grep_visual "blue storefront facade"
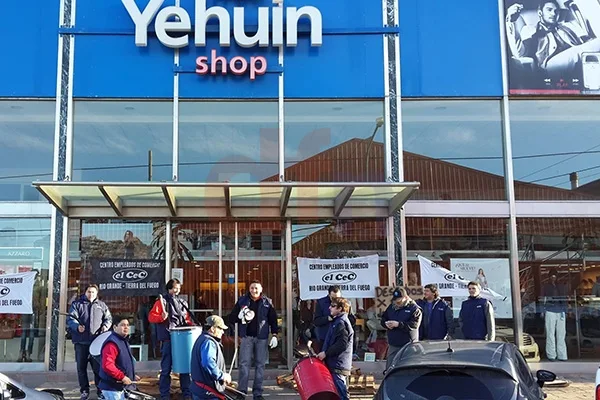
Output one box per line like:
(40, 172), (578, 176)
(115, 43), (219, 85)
(2, 0), (600, 372)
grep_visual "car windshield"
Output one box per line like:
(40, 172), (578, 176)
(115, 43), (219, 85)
(384, 367), (517, 400)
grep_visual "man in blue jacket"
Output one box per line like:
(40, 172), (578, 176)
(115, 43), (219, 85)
(228, 280), (279, 400)
(190, 316), (232, 400)
(459, 281), (495, 341)
(98, 316), (141, 400)
(317, 297), (354, 400)
(313, 285), (342, 347)
(157, 279), (194, 400)
(68, 284), (112, 400)
(381, 287), (422, 370)
(416, 284), (454, 340)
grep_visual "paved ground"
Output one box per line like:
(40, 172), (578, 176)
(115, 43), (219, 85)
(543, 375), (593, 400)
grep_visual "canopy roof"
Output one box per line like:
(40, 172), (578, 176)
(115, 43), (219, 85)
(32, 181), (419, 219)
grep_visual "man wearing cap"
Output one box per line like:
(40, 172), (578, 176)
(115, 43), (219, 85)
(541, 270), (568, 361)
(381, 287), (422, 370)
(190, 316), (232, 400)
(313, 285), (342, 350)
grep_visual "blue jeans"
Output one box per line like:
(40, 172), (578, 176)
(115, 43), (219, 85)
(75, 343), (101, 395)
(159, 341), (191, 399)
(332, 373), (349, 400)
(20, 314), (35, 355)
(101, 391), (125, 400)
(238, 336), (268, 398)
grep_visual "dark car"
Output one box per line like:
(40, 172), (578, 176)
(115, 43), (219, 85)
(374, 340), (556, 400)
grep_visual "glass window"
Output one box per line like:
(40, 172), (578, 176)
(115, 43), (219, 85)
(0, 101), (54, 201)
(72, 101), (173, 182)
(292, 219), (388, 361)
(406, 217), (514, 343)
(511, 100), (600, 200)
(179, 102), (278, 182)
(403, 100), (506, 200)
(284, 101), (385, 182)
(518, 217), (600, 361)
(0, 218), (51, 363)
(65, 220), (166, 362)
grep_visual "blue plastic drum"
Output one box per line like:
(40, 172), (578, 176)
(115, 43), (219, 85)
(170, 326), (202, 374)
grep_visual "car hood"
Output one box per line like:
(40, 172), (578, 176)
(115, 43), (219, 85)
(0, 373), (57, 400)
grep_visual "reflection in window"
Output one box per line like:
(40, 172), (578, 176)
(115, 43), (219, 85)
(402, 100), (505, 200)
(284, 101), (385, 182)
(0, 218), (51, 363)
(518, 218), (600, 360)
(179, 102), (278, 182)
(0, 101), (55, 201)
(511, 100), (600, 200)
(72, 101), (173, 182)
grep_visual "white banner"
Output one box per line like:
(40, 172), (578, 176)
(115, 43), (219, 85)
(0, 271), (36, 314)
(418, 255), (508, 316)
(451, 258), (513, 318)
(297, 255), (380, 300)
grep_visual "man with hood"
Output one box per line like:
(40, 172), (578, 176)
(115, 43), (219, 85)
(228, 280), (279, 400)
(68, 284), (112, 400)
(190, 316), (232, 400)
(416, 284), (454, 340)
(381, 287), (422, 370)
(459, 281), (495, 341)
(98, 316), (141, 400)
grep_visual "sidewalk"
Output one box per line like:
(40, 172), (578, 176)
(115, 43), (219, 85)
(6, 371), (595, 399)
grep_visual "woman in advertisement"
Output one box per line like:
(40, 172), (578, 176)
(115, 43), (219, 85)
(475, 268), (489, 290)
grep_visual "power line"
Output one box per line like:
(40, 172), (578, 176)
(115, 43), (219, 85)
(517, 142), (600, 181)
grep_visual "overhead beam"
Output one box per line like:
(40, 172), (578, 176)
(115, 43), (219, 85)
(35, 187), (69, 216)
(162, 186), (177, 217)
(280, 187), (292, 217)
(334, 187), (354, 217)
(224, 186), (231, 217)
(98, 186), (123, 217)
(388, 188), (414, 215)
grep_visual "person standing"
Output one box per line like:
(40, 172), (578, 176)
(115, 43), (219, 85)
(228, 280), (279, 400)
(98, 316), (141, 400)
(67, 284), (112, 400)
(416, 284), (454, 340)
(542, 270), (568, 361)
(152, 279), (194, 400)
(313, 285), (342, 349)
(459, 281), (495, 341)
(190, 316), (232, 400)
(381, 287), (422, 370)
(316, 297), (354, 400)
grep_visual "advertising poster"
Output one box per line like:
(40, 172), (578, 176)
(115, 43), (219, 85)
(451, 258), (513, 318)
(90, 258), (165, 296)
(505, 0), (600, 94)
(0, 271), (36, 314)
(297, 255), (380, 300)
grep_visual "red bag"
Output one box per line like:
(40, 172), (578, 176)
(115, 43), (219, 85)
(148, 297), (167, 324)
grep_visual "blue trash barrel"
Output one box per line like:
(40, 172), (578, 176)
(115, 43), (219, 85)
(171, 326), (202, 374)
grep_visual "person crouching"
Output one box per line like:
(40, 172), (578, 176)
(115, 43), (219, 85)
(98, 316), (140, 400)
(317, 297), (354, 400)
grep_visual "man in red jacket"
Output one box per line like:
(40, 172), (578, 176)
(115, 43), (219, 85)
(99, 316), (140, 400)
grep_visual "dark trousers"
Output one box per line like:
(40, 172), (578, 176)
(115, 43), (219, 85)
(159, 341), (191, 399)
(332, 373), (349, 400)
(75, 343), (101, 395)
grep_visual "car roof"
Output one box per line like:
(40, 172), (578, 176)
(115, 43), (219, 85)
(389, 340), (516, 377)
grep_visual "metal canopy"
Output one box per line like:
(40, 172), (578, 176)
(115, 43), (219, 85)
(32, 181), (420, 219)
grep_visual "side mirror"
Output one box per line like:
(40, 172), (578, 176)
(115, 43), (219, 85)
(536, 369), (556, 387)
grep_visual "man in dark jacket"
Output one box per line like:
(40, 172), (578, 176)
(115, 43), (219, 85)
(317, 297), (354, 400)
(98, 316), (140, 400)
(190, 316), (232, 400)
(459, 281), (495, 341)
(67, 284), (112, 400)
(228, 280), (279, 400)
(157, 279), (194, 400)
(313, 285), (342, 346)
(416, 284), (454, 340)
(381, 287), (422, 370)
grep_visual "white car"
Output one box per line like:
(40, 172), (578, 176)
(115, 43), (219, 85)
(0, 373), (63, 400)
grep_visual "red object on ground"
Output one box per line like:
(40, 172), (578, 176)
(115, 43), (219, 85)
(293, 357), (340, 400)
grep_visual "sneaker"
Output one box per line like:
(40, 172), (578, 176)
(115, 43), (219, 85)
(80, 392), (89, 400)
(98, 393), (105, 400)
